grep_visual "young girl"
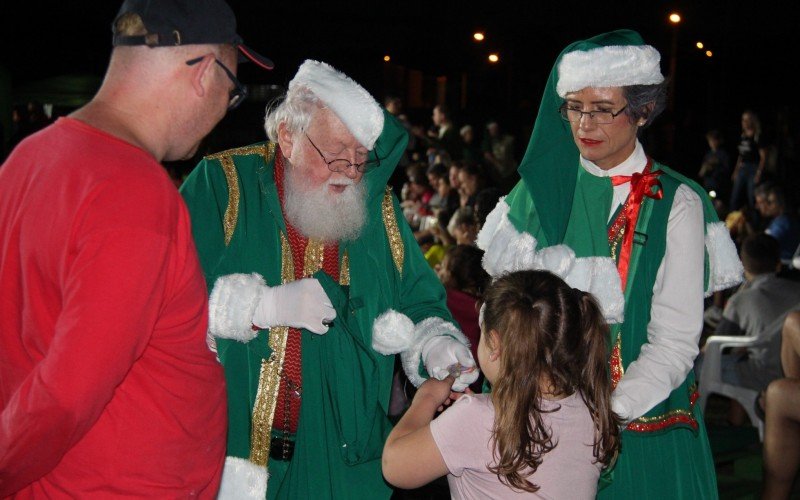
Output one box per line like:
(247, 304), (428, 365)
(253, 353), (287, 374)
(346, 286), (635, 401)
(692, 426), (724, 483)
(382, 270), (620, 498)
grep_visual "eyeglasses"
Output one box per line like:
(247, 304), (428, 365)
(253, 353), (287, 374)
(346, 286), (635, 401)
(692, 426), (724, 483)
(558, 103), (628, 125)
(305, 134), (381, 173)
(186, 56), (248, 110)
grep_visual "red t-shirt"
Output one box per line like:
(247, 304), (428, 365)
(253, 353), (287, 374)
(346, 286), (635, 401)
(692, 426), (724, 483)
(0, 118), (227, 497)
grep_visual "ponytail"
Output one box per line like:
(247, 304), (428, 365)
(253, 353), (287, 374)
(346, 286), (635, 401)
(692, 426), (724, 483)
(576, 293), (621, 468)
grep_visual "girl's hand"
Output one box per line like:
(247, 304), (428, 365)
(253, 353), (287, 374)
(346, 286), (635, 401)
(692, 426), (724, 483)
(415, 376), (455, 412)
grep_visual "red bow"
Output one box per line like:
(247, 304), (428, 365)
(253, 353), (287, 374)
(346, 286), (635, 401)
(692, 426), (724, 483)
(609, 162), (663, 289)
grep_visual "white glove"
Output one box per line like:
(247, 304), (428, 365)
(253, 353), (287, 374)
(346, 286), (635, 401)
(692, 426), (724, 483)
(252, 278), (336, 334)
(422, 335), (480, 392)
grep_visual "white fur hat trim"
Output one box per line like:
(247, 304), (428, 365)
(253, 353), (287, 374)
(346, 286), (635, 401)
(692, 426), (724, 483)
(289, 59), (384, 149)
(556, 45), (664, 97)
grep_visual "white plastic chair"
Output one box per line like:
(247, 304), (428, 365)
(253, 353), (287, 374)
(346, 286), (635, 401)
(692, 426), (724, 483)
(697, 335), (764, 441)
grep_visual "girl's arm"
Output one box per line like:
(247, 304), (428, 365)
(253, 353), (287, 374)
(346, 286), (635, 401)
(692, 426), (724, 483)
(382, 377), (453, 489)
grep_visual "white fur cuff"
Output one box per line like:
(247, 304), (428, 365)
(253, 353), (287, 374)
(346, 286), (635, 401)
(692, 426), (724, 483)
(476, 198), (539, 277)
(705, 221), (744, 296)
(400, 317), (470, 387)
(556, 45), (664, 97)
(372, 309), (415, 354)
(217, 456), (268, 500)
(208, 273), (266, 343)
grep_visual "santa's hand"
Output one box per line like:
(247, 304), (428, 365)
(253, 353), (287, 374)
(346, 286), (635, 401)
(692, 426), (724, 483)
(422, 335), (479, 392)
(252, 278), (336, 334)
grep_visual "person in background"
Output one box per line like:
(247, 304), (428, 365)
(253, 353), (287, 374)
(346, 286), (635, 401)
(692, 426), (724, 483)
(414, 104), (464, 164)
(180, 59), (478, 499)
(482, 120), (518, 192)
(730, 109), (768, 213)
(459, 124), (482, 164)
(426, 162), (459, 214)
(382, 270), (621, 499)
(0, 0), (273, 496)
(695, 233), (800, 424)
(761, 183), (800, 266)
(762, 311), (800, 499)
(448, 206), (479, 246)
(698, 129), (731, 205)
(477, 29), (742, 498)
(456, 161), (484, 209)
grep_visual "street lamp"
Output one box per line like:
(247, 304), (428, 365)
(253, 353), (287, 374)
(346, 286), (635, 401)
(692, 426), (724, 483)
(488, 53), (499, 63)
(473, 32), (485, 42)
(668, 12), (681, 112)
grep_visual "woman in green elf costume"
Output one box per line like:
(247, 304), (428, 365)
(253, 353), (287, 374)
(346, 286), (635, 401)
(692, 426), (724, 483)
(477, 30), (743, 498)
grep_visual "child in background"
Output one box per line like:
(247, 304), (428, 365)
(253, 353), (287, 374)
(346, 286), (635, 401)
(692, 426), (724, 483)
(437, 244), (489, 392)
(382, 270), (621, 498)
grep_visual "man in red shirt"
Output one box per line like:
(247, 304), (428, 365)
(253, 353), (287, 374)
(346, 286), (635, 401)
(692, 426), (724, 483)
(0, 0), (272, 497)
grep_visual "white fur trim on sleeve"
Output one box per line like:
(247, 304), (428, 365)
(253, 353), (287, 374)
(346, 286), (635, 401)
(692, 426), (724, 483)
(564, 256), (625, 324)
(372, 309), (415, 355)
(476, 198), (539, 277)
(217, 456), (268, 500)
(400, 317), (470, 388)
(556, 45), (664, 97)
(289, 60), (384, 149)
(478, 203), (625, 323)
(705, 221), (744, 296)
(208, 273), (265, 343)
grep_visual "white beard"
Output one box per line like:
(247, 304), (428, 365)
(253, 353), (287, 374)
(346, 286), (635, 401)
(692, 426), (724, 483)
(284, 162), (367, 242)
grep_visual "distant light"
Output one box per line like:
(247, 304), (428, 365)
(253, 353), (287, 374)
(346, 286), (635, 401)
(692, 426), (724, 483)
(669, 12), (681, 24)
(473, 32), (485, 42)
(696, 41), (704, 49)
(383, 55), (391, 62)
(705, 50), (713, 57)
(488, 53), (499, 63)
(709, 190), (717, 199)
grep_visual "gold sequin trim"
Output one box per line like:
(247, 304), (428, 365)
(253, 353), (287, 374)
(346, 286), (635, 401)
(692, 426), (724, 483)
(609, 225), (625, 262)
(204, 143), (274, 161)
(205, 143), (276, 246)
(633, 407), (695, 423)
(217, 156), (240, 246)
(304, 239), (325, 277)
(382, 187), (404, 276)
(609, 331), (624, 389)
(340, 250), (350, 286)
(249, 232), (294, 465)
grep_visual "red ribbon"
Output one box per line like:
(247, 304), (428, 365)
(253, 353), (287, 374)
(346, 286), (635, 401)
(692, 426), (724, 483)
(609, 161), (663, 289)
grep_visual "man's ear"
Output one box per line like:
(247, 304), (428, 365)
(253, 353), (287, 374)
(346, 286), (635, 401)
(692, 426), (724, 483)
(277, 122), (295, 159)
(189, 54), (216, 98)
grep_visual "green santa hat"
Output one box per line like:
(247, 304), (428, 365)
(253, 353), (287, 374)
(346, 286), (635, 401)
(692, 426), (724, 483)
(477, 29), (742, 323)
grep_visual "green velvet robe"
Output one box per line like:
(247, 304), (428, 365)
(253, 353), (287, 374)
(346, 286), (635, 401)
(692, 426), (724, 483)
(180, 112), (454, 499)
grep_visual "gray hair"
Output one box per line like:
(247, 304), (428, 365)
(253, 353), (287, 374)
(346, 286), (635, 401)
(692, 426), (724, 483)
(264, 85), (322, 142)
(622, 80), (668, 129)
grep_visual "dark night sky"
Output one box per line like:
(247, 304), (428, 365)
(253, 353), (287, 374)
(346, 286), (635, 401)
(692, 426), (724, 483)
(1, 0), (794, 169)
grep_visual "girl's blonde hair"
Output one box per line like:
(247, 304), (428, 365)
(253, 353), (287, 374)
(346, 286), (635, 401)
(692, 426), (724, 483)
(482, 270), (621, 492)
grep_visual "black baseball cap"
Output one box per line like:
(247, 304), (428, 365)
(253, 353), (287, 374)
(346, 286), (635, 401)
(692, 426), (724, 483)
(112, 0), (274, 70)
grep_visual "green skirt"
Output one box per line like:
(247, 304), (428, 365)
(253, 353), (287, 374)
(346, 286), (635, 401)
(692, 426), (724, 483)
(598, 407), (718, 499)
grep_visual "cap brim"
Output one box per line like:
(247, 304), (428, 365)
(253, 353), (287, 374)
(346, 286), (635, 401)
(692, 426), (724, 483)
(238, 44), (274, 70)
